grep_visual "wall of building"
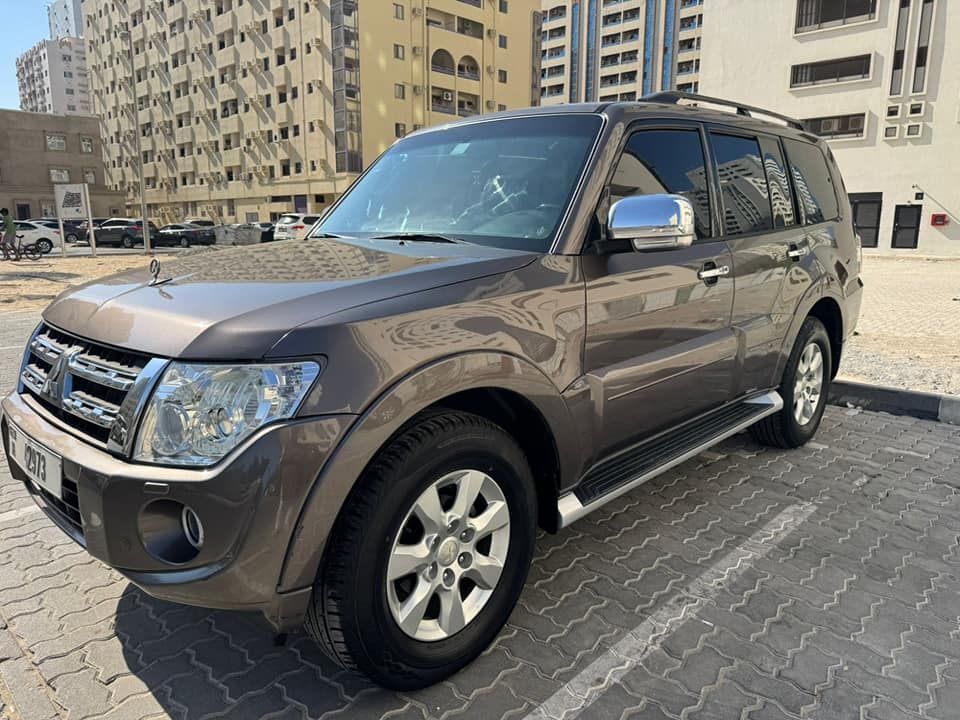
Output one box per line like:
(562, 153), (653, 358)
(0, 109), (124, 219)
(81, 0), (541, 225)
(16, 38), (92, 116)
(699, 0), (959, 256)
(49, 0), (84, 40)
(539, 0), (704, 104)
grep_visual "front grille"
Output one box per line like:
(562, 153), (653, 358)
(20, 324), (151, 446)
(31, 476), (85, 543)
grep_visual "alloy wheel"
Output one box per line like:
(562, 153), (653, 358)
(794, 342), (824, 426)
(386, 469), (511, 642)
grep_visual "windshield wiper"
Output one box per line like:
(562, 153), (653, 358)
(372, 232), (467, 244)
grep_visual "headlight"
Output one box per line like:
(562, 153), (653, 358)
(134, 361), (320, 466)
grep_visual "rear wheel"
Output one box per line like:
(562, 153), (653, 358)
(750, 316), (832, 448)
(36, 238), (53, 254)
(121, 234), (134, 249)
(179, 236), (190, 248)
(20, 244), (41, 261)
(65, 232), (79, 243)
(305, 410), (536, 690)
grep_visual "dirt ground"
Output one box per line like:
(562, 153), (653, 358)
(0, 255), (150, 312)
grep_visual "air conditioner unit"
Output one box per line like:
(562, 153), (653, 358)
(242, 22), (258, 33)
(486, 99), (496, 109)
(412, 46), (423, 56)
(412, 84), (424, 95)
(820, 118), (838, 133)
(412, 6), (423, 16)
(486, 65), (495, 75)
(442, 90), (454, 102)
(487, 28), (497, 38)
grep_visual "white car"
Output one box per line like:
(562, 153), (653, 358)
(273, 213), (322, 241)
(14, 221), (62, 254)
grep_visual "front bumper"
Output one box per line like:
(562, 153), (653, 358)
(1, 391), (352, 631)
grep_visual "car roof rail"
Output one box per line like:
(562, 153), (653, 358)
(641, 91), (806, 131)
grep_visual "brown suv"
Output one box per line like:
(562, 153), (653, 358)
(1, 94), (862, 690)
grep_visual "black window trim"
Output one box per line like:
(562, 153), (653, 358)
(706, 128), (782, 239)
(593, 119), (723, 249)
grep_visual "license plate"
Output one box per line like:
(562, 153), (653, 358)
(8, 423), (63, 499)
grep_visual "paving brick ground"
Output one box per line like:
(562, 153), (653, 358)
(3, 313), (960, 719)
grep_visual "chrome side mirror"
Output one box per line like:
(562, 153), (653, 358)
(607, 194), (696, 251)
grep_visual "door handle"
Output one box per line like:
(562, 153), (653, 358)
(787, 245), (809, 260)
(698, 265), (730, 281)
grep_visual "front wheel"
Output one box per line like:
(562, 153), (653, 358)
(36, 238), (53, 254)
(65, 233), (79, 243)
(751, 316), (832, 448)
(305, 411), (536, 690)
(179, 236), (190, 248)
(121, 234), (134, 249)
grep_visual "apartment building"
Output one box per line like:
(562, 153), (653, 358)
(700, 0), (958, 256)
(16, 38), (92, 116)
(81, 0), (542, 225)
(49, 0), (85, 40)
(0, 109), (124, 220)
(539, 0), (704, 104)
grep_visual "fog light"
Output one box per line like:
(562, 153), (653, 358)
(181, 506), (204, 549)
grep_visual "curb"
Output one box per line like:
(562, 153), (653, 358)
(829, 380), (960, 425)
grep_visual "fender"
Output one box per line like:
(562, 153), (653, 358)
(277, 351), (581, 592)
(772, 275), (845, 383)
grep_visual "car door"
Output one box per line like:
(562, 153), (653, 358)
(15, 222), (37, 244)
(98, 221), (120, 245)
(580, 124), (737, 462)
(707, 129), (801, 396)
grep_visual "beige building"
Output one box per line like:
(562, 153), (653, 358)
(80, 0), (542, 225)
(16, 38), (92, 116)
(539, 0), (703, 104)
(700, 0), (959, 256)
(0, 109), (124, 220)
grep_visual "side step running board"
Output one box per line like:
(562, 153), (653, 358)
(556, 391), (783, 528)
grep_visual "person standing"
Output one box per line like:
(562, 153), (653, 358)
(0, 208), (18, 261)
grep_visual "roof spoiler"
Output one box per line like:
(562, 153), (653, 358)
(641, 91), (806, 131)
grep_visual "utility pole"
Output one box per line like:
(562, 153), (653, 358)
(120, 23), (152, 254)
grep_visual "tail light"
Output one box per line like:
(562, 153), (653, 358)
(292, 225), (305, 230)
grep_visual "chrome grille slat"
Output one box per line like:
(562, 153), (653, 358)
(18, 324), (153, 445)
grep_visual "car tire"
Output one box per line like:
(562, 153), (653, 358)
(65, 233), (79, 244)
(305, 410), (537, 690)
(179, 236), (190, 248)
(36, 239), (53, 254)
(750, 316), (832, 449)
(121, 234), (134, 249)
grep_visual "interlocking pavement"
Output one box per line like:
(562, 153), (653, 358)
(2, 314), (960, 719)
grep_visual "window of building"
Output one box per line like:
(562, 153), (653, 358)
(281, 162), (291, 176)
(498, 69), (508, 83)
(293, 124), (300, 136)
(498, 104), (507, 111)
(395, 123), (406, 137)
(803, 112), (866, 139)
(49, 168), (70, 183)
(394, 3), (404, 18)
(499, 0), (508, 11)
(912, 0), (934, 93)
(610, 129), (712, 240)
(46, 133), (66, 151)
(80, 137), (94, 153)
(848, 192), (881, 248)
(889, 0), (911, 95)
(709, 133), (773, 236)
(295, 162), (302, 174)
(394, 44), (404, 59)
(790, 54), (871, 87)
(794, 0), (877, 33)
(782, 138), (839, 224)
(395, 83), (406, 99)
(499, 34), (508, 48)
(83, 168), (96, 184)
(759, 137), (796, 228)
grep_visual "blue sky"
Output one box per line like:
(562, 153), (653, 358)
(0, 4), (49, 110)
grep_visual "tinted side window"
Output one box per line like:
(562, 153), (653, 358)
(782, 138), (839, 225)
(759, 137), (796, 228)
(610, 129), (712, 240)
(709, 133), (773, 236)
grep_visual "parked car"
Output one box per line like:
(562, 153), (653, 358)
(26, 219), (84, 243)
(255, 222), (275, 243)
(273, 213), (321, 241)
(90, 218), (160, 248)
(183, 218), (216, 227)
(2, 95), (862, 691)
(155, 223), (217, 248)
(12, 221), (61, 254)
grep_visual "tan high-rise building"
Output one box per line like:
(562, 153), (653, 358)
(539, 0), (703, 104)
(80, 0), (542, 225)
(16, 38), (92, 116)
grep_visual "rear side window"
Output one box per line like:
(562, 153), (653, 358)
(709, 133), (773, 236)
(610, 129), (712, 240)
(782, 138), (839, 225)
(278, 215), (299, 224)
(759, 137), (796, 228)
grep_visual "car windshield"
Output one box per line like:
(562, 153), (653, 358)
(315, 115), (603, 252)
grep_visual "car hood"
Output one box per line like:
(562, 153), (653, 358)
(43, 238), (537, 359)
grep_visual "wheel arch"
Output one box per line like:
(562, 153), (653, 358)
(807, 296), (843, 379)
(774, 280), (846, 383)
(278, 352), (580, 593)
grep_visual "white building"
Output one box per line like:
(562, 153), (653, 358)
(699, 0), (959, 256)
(539, 0), (704, 104)
(49, 0), (84, 40)
(15, 38), (92, 116)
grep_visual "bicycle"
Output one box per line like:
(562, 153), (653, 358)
(1, 235), (42, 262)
